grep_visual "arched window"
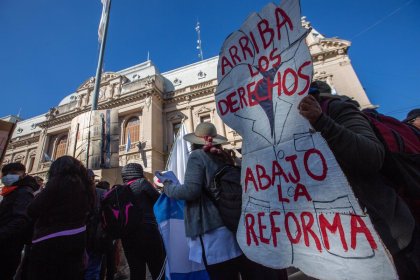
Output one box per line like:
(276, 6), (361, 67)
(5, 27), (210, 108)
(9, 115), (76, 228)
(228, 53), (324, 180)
(54, 135), (68, 159)
(125, 117), (140, 144)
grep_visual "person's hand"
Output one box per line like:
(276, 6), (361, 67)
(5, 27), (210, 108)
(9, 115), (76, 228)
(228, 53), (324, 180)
(154, 171), (179, 185)
(298, 95), (322, 125)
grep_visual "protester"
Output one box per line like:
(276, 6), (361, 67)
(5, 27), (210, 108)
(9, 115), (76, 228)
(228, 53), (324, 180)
(85, 171), (108, 280)
(26, 156), (94, 280)
(96, 180), (110, 191)
(403, 108), (420, 130)
(85, 179), (116, 280)
(120, 163), (166, 280)
(113, 240), (130, 280)
(0, 162), (38, 280)
(94, 180), (117, 280)
(157, 122), (287, 280)
(299, 81), (419, 279)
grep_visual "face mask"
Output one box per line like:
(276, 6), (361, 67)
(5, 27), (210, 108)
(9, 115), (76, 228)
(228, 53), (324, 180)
(1, 174), (20, 186)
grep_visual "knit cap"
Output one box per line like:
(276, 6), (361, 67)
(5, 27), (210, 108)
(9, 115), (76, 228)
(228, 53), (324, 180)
(121, 163), (144, 183)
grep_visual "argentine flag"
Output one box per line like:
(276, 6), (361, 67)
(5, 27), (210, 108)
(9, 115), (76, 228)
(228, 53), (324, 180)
(153, 123), (209, 280)
(125, 130), (131, 152)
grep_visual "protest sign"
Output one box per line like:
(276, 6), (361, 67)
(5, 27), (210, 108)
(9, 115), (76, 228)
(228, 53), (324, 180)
(215, 0), (397, 279)
(0, 120), (15, 166)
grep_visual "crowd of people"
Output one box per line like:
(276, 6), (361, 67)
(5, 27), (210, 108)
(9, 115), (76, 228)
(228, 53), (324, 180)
(0, 81), (419, 280)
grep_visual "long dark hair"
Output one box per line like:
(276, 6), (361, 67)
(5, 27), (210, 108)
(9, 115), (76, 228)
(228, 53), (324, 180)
(47, 156), (94, 210)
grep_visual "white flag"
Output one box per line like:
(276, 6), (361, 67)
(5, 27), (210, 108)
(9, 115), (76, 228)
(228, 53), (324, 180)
(98, 0), (110, 44)
(166, 123), (191, 183)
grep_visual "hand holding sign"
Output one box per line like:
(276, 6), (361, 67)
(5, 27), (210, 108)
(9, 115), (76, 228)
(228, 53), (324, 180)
(298, 95), (322, 125)
(215, 1), (397, 279)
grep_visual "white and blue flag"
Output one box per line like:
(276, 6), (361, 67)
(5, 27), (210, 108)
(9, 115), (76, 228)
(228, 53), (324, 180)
(125, 130), (131, 152)
(153, 123), (209, 280)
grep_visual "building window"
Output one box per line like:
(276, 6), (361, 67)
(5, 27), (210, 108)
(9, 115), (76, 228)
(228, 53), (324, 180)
(173, 122), (181, 139)
(125, 117), (140, 144)
(200, 115), (211, 123)
(54, 135), (68, 159)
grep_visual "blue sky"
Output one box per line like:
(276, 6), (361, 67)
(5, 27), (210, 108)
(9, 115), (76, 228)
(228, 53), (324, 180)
(0, 0), (419, 120)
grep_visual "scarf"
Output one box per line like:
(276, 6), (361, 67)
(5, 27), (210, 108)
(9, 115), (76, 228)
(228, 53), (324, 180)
(0, 186), (18, 196)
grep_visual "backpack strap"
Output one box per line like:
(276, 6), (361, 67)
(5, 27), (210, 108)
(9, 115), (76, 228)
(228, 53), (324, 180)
(125, 179), (147, 222)
(126, 178), (145, 194)
(205, 164), (232, 203)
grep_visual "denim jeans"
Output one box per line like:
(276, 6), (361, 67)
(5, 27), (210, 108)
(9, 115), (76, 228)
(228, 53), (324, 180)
(84, 252), (102, 280)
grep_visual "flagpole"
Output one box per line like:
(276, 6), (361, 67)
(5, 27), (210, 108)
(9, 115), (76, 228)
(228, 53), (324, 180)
(92, 0), (112, 111)
(86, 0), (112, 168)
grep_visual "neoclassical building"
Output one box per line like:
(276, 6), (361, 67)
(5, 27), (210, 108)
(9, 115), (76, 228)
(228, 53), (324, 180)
(1, 20), (372, 183)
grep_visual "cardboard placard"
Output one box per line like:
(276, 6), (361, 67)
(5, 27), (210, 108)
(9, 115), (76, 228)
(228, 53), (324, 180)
(215, 1), (397, 279)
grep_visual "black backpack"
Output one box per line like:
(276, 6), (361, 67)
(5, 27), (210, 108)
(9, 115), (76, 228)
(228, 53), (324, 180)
(100, 183), (143, 239)
(207, 165), (242, 232)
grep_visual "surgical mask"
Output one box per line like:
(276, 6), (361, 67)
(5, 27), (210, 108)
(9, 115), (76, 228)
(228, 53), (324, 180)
(1, 174), (20, 186)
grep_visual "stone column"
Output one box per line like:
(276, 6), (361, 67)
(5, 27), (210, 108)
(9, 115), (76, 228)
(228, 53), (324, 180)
(23, 148), (30, 169)
(187, 105), (194, 133)
(9, 151), (15, 163)
(141, 93), (164, 173)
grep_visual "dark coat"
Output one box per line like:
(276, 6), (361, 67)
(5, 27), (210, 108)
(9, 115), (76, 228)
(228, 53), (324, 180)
(315, 96), (415, 254)
(0, 176), (37, 247)
(128, 178), (160, 225)
(28, 177), (90, 240)
(164, 149), (226, 238)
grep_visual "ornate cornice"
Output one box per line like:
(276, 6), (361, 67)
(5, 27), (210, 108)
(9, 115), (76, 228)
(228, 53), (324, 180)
(194, 105), (212, 115)
(77, 72), (126, 91)
(9, 134), (40, 149)
(164, 80), (216, 104)
(310, 38), (350, 62)
(37, 87), (158, 129)
(167, 111), (187, 122)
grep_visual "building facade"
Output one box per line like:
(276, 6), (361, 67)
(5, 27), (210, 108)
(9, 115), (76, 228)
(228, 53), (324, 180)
(1, 20), (372, 182)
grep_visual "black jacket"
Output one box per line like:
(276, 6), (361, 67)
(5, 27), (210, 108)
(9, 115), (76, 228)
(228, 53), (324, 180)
(315, 96), (415, 254)
(128, 178), (160, 225)
(0, 176), (37, 247)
